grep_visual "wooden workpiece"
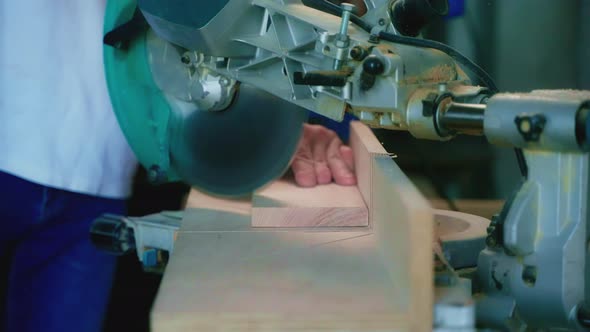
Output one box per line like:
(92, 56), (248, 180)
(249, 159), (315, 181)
(430, 199), (504, 220)
(252, 176), (368, 227)
(152, 122), (434, 331)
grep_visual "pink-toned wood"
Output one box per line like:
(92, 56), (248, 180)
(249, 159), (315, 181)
(185, 188), (252, 216)
(251, 178), (368, 227)
(349, 121), (433, 331)
(348, 121), (389, 226)
(248, 120), (387, 229)
(153, 122), (433, 331)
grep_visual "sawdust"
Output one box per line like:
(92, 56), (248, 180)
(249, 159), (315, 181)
(402, 64), (457, 85)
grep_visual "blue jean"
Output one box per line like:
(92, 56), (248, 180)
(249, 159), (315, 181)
(0, 171), (125, 332)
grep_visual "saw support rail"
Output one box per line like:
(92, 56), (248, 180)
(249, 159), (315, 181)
(90, 212), (181, 273)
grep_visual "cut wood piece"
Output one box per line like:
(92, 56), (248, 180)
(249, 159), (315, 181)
(185, 188), (251, 216)
(371, 156), (434, 332)
(348, 121), (389, 226)
(251, 177), (368, 227)
(351, 121), (433, 331)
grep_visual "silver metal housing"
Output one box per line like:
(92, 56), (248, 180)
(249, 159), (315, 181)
(141, 0), (475, 138)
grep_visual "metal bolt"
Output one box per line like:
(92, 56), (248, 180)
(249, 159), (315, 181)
(368, 34), (380, 44)
(521, 266), (537, 287)
(350, 46), (368, 61)
(147, 165), (166, 184)
(486, 236), (497, 248)
(339, 3), (356, 37)
(378, 18), (386, 26)
(181, 55), (191, 65)
(219, 77), (230, 87)
(350, 46), (362, 60)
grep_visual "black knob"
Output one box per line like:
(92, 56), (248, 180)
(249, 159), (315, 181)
(90, 214), (135, 255)
(514, 114), (546, 142)
(390, 0), (449, 37)
(363, 56), (385, 75)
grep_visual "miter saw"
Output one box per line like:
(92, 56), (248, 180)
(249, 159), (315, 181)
(90, 0), (590, 330)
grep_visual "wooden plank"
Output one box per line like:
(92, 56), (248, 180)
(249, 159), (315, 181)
(430, 199), (504, 219)
(348, 121), (389, 226)
(152, 225), (408, 331)
(251, 177), (368, 227)
(350, 121), (433, 331)
(152, 122), (434, 331)
(185, 188), (252, 216)
(371, 156), (434, 332)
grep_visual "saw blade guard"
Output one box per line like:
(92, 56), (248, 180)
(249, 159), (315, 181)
(104, 0), (308, 196)
(167, 85), (308, 197)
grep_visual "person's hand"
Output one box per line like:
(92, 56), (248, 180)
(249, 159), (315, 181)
(291, 124), (356, 187)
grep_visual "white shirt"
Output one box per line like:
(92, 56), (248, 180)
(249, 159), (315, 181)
(0, 1), (138, 199)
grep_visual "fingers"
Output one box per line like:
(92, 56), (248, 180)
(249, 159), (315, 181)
(327, 136), (357, 186)
(291, 124), (357, 187)
(339, 145), (355, 171)
(291, 135), (317, 187)
(310, 126), (336, 185)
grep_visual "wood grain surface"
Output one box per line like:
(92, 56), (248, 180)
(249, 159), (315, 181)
(251, 177), (368, 227)
(152, 122), (434, 331)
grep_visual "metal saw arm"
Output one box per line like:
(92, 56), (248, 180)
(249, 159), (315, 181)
(104, 0), (492, 195)
(138, 0), (489, 138)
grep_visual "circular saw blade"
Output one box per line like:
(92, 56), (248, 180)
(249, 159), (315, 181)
(103, 0), (307, 196)
(168, 84), (308, 197)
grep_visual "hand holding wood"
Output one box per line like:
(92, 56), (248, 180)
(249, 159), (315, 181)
(291, 124), (357, 187)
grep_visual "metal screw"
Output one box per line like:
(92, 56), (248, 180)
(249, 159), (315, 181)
(219, 77), (230, 87)
(350, 46), (368, 61)
(486, 236), (497, 248)
(339, 3), (356, 37)
(521, 266), (537, 287)
(147, 165), (166, 184)
(378, 18), (386, 26)
(368, 34), (380, 44)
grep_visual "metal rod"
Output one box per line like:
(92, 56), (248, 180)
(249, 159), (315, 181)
(438, 102), (486, 136)
(339, 3), (355, 36)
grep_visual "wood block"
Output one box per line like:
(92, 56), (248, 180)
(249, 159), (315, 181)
(351, 121), (433, 331)
(371, 157), (434, 332)
(152, 122), (433, 332)
(348, 121), (389, 225)
(251, 177), (368, 227)
(152, 223), (407, 331)
(430, 199), (504, 219)
(185, 188), (252, 216)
